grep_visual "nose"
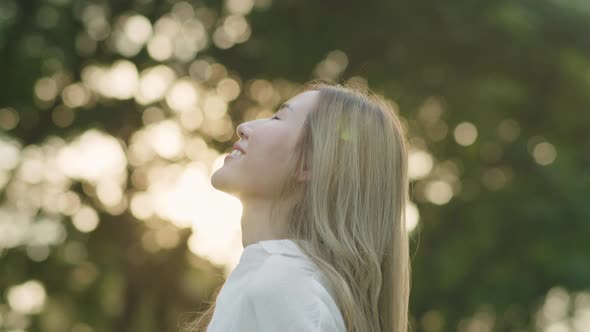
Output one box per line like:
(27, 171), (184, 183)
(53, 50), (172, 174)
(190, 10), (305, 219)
(237, 122), (249, 139)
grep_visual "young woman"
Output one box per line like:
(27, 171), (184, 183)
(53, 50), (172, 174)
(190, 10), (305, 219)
(188, 81), (411, 332)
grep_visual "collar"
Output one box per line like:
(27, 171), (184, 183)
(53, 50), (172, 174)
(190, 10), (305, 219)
(255, 238), (307, 258)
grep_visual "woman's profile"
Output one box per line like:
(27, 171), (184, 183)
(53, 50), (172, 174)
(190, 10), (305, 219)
(186, 81), (411, 332)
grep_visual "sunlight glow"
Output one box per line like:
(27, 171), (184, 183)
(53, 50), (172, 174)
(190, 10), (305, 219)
(216, 78), (241, 102)
(28, 217), (66, 247)
(104, 60), (138, 99)
(82, 61), (138, 100)
(248, 79), (278, 105)
(226, 0), (255, 15)
(222, 15), (251, 44)
(146, 120), (185, 160)
(405, 200), (420, 232)
(152, 163), (209, 227)
(202, 93), (228, 120)
(136, 65), (176, 105)
(313, 50), (349, 80)
(130, 192), (154, 220)
(7, 280), (47, 314)
(535, 287), (590, 332)
(1, 121), (246, 274)
(213, 15), (251, 49)
(57, 129), (127, 184)
(425, 180), (454, 205)
(166, 79), (199, 112)
(147, 34), (173, 61)
(146, 13), (208, 61)
(72, 205), (99, 233)
(0, 137), (21, 171)
(124, 15), (153, 45)
(129, 159), (245, 276)
(62, 83), (91, 108)
(96, 179), (124, 207)
(188, 160), (244, 276)
(408, 148), (434, 180)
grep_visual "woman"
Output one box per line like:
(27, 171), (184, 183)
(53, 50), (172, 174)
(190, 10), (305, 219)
(188, 81), (411, 332)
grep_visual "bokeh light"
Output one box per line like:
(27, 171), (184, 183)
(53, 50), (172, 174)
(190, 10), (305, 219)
(7, 280), (47, 315)
(454, 122), (478, 146)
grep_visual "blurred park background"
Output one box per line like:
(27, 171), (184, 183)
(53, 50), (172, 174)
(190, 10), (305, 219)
(1, 0), (589, 331)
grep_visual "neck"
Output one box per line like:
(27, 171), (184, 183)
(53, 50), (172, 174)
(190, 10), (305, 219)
(240, 196), (291, 247)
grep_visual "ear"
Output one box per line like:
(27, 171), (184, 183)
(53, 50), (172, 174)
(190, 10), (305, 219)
(296, 157), (311, 182)
(297, 168), (310, 182)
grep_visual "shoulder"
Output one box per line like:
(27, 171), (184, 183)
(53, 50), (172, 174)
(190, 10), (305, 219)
(251, 239), (320, 277)
(247, 240), (336, 304)
(243, 250), (346, 331)
(242, 255), (322, 331)
(247, 252), (316, 294)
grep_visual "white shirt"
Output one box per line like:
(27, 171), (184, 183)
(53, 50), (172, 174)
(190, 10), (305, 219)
(206, 239), (346, 332)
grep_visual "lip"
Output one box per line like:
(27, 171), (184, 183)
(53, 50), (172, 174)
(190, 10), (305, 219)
(224, 154), (240, 161)
(232, 142), (246, 155)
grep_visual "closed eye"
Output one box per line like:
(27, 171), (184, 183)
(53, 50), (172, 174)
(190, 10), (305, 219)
(271, 115), (280, 120)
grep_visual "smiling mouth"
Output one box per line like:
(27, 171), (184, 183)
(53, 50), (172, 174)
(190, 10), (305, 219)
(228, 149), (244, 158)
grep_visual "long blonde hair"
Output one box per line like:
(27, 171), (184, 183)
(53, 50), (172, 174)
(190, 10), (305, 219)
(186, 80), (411, 332)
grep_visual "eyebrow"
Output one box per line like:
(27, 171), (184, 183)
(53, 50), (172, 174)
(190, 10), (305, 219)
(279, 103), (293, 112)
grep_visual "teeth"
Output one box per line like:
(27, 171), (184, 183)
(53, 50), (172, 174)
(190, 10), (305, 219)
(230, 149), (243, 157)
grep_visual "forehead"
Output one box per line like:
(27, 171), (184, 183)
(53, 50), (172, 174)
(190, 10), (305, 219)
(284, 90), (319, 116)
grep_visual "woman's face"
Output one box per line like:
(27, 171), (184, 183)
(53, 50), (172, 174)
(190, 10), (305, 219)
(211, 90), (319, 199)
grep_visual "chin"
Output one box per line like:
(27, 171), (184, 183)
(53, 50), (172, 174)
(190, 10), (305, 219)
(210, 169), (225, 190)
(210, 170), (241, 197)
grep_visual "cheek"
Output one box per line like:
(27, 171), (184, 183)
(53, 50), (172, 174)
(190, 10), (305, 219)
(246, 131), (295, 178)
(249, 138), (291, 169)
(252, 126), (294, 157)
